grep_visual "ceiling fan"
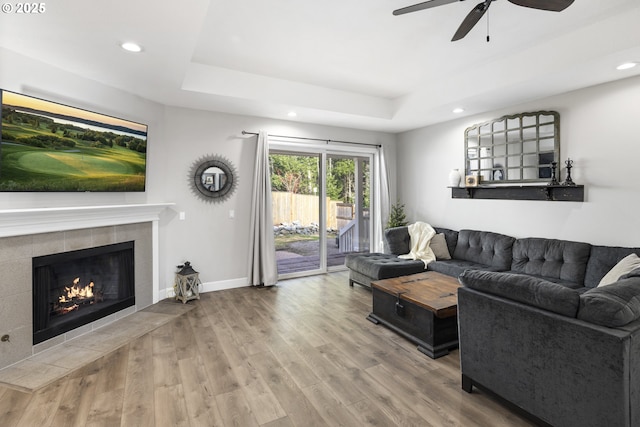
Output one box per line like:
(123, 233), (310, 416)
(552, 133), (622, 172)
(393, 0), (575, 42)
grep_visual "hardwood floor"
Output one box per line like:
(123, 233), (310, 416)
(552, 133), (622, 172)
(0, 271), (535, 426)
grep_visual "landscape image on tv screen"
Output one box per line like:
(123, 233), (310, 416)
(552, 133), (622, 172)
(0, 90), (147, 192)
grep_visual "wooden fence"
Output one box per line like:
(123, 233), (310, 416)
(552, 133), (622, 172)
(272, 192), (346, 229)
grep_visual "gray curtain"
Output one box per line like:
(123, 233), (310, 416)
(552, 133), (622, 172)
(247, 131), (278, 286)
(373, 145), (390, 253)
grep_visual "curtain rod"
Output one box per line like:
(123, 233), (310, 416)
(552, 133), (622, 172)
(241, 130), (381, 148)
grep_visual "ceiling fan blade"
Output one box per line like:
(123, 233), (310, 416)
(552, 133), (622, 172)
(451, 0), (491, 41)
(393, 0), (463, 16)
(507, 0), (574, 12)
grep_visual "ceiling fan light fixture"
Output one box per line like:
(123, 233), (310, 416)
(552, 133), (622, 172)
(616, 62), (637, 71)
(395, 0), (575, 41)
(121, 42), (143, 53)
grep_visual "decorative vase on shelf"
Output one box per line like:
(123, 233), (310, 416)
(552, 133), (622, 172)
(448, 169), (462, 187)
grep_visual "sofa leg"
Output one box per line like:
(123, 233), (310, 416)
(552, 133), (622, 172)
(349, 279), (354, 287)
(462, 374), (473, 393)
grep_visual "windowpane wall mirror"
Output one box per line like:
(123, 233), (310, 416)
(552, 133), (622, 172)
(464, 111), (559, 183)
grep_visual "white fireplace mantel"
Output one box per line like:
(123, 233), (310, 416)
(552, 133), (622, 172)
(0, 203), (175, 238)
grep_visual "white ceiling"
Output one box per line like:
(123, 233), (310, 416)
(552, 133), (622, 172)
(1, 0), (639, 133)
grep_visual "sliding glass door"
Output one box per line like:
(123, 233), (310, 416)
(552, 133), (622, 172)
(270, 151), (321, 275)
(269, 143), (372, 278)
(327, 154), (370, 268)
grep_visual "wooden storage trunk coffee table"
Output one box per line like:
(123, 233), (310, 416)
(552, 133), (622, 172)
(367, 271), (461, 359)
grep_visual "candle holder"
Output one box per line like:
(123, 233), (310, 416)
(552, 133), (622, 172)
(562, 158), (576, 186)
(548, 161), (559, 186)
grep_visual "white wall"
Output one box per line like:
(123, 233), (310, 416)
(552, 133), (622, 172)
(0, 47), (397, 296)
(157, 108), (397, 293)
(0, 47), (164, 208)
(397, 75), (640, 247)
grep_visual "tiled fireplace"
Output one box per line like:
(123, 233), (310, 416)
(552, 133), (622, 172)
(0, 204), (171, 370)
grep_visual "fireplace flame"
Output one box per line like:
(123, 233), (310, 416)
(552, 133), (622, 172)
(59, 277), (95, 303)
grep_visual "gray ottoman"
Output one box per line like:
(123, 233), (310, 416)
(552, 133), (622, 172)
(344, 252), (425, 288)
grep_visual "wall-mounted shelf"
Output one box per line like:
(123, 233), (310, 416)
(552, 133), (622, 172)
(450, 185), (584, 202)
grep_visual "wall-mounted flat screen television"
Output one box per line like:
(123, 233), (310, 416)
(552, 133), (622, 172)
(0, 89), (147, 192)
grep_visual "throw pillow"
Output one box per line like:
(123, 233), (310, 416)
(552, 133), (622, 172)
(430, 233), (451, 260)
(598, 253), (640, 287)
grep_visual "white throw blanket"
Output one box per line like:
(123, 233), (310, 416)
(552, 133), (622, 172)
(398, 222), (436, 268)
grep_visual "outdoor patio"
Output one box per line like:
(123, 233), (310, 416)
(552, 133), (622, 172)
(276, 238), (364, 274)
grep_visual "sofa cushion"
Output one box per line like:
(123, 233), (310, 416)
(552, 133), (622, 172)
(511, 238), (591, 287)
(584, 246), (640, 288)
(384, 226), (410, 255)
(598, 253), (640, 287)
(344, 253), (425, 280)
(578, 277), (640, 327)
(459, 269), (581, 317)
(452, 230), (515, 270)
(430, 233), (451, 260)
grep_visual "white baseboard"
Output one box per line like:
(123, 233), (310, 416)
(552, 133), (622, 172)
(201, 277), (249, 293)
(161, 277), (248, 300)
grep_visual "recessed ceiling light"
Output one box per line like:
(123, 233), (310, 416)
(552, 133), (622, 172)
(616, 62), (637, 71)
(121, 42), (142, 53)
(287, 111), (297, 118)
(452, 108), (465, 114)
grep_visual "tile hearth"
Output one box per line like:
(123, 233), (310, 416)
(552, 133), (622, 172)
(0, 299), (194, 392)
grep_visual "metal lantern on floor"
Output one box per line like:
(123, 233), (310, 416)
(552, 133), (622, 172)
(174, 261), (201, 304)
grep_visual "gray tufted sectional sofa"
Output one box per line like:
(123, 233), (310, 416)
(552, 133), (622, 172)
(345, 224), (640, 427)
